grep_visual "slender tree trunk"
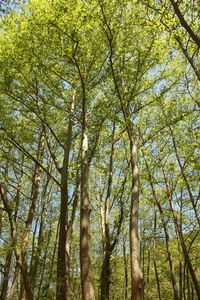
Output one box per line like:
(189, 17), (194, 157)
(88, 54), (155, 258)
(141, 230), (145, 298)
(153, 254), (161, 300)
(179, 198), (183, 300)
(66, 180), (80, 265)
(123, 238), (128, 300)
(183, 262), (187, 300)
(191, 283), (194, 300)
(0, 249), (13, 299)
(153, 211), (161, 300)
(187, 267), (190, 300)
(79, 75), (95, 300)
(100, 250), (112, 300)
(146, 248), (150, 297)
(100, 119), (115, 300)
(0, 201), (4, 235)
(80, 113), (95, 300)
(128, 135), (143, 300)
(56, 95), (75, 300)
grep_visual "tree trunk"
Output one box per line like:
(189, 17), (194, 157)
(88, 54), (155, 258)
(100, 119), (115, 300)
(0, 248), (13, 299)
(153, 254), (161, 300)
(123, 238), (128, 300)
(146, 248), (151, 297)
(79, 73), (95, 300)
(0, 201), (4, 235)
(100, 250), (112, 300)
(56, 95), (75, 300)
(153, 211), (162, 300)
(183, 262), (187, 300)
(129, 135), (143, 300)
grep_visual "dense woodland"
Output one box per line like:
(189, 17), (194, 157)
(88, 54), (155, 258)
(0, 0), (199, 299)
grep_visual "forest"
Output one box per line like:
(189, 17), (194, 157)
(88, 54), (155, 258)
(0, 0), (199, 299)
